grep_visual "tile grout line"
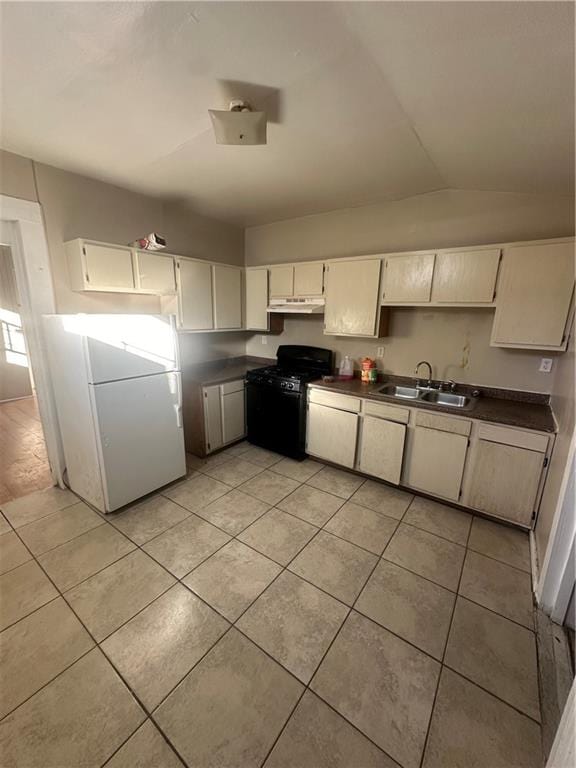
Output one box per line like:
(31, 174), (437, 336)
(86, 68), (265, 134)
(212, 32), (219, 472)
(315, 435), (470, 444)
(417, 516), (474, 768)
(1, 453), (539, 767)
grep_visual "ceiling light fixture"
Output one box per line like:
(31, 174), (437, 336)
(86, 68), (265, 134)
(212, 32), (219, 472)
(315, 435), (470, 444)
(209, 99), (267, 145)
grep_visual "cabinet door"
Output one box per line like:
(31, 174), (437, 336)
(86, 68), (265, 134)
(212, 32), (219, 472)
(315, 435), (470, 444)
(135, 251), (176, 294)
(213, 265), (242, 329)
(270, 266), (294, 298)
(324, 259), (382, 336)
(221, 388), (246, 444)
(358, 416), (406, 485)
(307, 403), (358, 468)
(468, 441), (544, 526)
(491, 242), (574, 349)
(177, 260), (214, 330)
(404, 426), (468, 501)
(432, 249), (500, 303)
(294, 263), (324, 296)
(245, 269), (269, 330)
(203, 385), (223, 453)
(383, 253), (435, 303)
(84, 243), (135, 291)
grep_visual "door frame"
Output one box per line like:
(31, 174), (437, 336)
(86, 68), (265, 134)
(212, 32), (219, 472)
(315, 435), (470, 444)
(0, 194), (65, 485)
(535, 432), (575, 623)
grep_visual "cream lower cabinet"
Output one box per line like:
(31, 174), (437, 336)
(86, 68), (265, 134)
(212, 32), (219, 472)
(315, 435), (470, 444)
(403, 426), (468, 501)
(466, 425), (549, 526)
(203, 380), (246, 454)
(358, 415), (406, 484)
(306, 402), (358, 468)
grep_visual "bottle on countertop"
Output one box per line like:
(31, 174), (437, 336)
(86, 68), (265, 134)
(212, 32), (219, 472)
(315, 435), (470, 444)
(338, 355), (354, 380)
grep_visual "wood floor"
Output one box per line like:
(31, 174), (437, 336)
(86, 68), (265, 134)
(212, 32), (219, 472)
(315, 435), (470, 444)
(0, 396), (52, 504)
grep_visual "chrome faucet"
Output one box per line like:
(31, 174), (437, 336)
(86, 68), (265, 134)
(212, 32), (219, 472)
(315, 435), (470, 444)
(414, 360), (433, 388)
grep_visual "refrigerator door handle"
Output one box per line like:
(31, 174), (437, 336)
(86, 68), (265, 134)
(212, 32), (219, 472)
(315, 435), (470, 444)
(171, 372), (183, 429)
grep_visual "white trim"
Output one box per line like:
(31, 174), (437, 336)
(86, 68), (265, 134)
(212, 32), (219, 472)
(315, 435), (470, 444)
(547, 679), (575, 768)
(536, 432), (576, 621)
(0, 194), (65, 486)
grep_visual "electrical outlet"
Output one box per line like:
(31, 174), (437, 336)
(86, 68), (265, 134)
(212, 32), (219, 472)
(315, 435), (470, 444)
(376, 346), (384, 358)
(261, 335), (267, 345)
(539, 358), (553, 373)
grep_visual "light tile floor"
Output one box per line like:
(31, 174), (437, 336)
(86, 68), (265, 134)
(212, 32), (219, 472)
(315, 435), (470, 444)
(0, 441), (543, 768)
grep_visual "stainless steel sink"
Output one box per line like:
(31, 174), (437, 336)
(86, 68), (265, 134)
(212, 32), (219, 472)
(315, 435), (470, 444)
(420, 391), (471, 408)
(378, 384), (420, 399)
(378, 383), (474, 410)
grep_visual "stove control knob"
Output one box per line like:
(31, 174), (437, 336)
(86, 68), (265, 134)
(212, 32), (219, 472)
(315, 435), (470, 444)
(288, 382), (294, 390)
(280, 381), (287, 388)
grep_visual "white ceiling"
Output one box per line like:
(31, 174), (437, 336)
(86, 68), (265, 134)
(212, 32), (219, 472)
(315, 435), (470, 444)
(1, 1), (573, 226)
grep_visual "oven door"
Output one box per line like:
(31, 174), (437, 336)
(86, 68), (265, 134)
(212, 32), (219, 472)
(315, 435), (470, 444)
(246, 381), (306, 459)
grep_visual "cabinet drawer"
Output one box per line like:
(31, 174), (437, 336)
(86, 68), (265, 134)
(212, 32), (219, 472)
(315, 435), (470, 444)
(415, 410), (471, 437)
(477, 424), (549, 453)
(221, 379), (245, 395)
(308, 388), (361, 413)
(363, 400), (410, 424)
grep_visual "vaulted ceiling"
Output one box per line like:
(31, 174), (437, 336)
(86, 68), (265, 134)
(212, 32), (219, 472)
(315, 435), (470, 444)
(1, 1), (574, 226)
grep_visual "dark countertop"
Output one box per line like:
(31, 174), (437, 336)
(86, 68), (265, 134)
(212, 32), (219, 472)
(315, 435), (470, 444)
(182, 356), (272, 386)
(308, 377), (556, 433)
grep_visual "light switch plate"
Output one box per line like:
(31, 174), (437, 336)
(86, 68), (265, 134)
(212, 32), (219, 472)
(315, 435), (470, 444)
(539, 358), (553, 373)
(377, 347), (384, 358)
(261, 335), (267, 345)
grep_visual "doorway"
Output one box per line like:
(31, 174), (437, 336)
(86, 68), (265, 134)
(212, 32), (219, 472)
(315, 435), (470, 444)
(0, 243), (52, 503)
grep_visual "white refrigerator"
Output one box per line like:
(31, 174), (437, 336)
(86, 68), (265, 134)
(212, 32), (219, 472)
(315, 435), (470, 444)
(44, 314), (186, 512)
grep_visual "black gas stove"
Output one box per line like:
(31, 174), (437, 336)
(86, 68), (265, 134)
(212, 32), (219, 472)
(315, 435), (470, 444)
(246, 345), (333, 459)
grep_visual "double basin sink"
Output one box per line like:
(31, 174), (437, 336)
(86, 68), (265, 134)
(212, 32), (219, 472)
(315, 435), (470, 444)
(379, 384), (474, 410)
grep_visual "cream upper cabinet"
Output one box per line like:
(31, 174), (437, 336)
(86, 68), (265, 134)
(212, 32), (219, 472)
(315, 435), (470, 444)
(66, 239), (135, 292)
(176, 259), (213, 331)
(491, 241), (575, 350)
(382, 253), (435, 303)
(134, 251), (176, 295)
(431, 249), (500, 303)
(358, 415), (405, 485)
(467, 440), (544, 527)
(270, 265), (294, 298)
(404, 426), (468, 501)
(245, 268), (269, 330)
(324, 258), (382, 336)
(306, 402), (358, 468)
(294, 262), (324, 296)
(212, 265), (242, 329)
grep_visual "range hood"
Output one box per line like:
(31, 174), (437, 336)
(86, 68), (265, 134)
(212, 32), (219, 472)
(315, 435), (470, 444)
(267, 298), (325, 314)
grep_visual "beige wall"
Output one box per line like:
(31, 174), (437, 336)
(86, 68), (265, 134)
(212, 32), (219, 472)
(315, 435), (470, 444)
(245, 188), (574, 265)
(1, 150), (245, 364)
(535, 328), (575, 569)
(245, 187), (575, 393)
(246, 310), (558, 392)
(178, 331), (250, 371)
(0, 151), (38, 202)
